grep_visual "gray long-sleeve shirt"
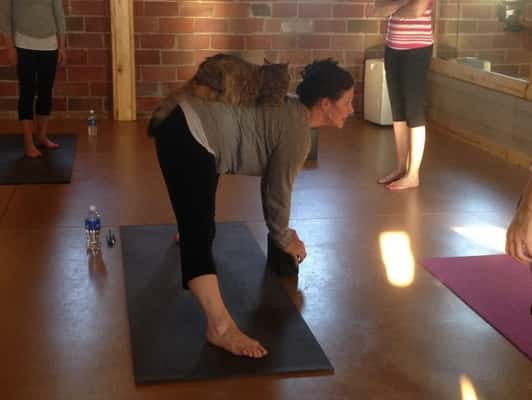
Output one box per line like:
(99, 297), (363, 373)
(180, 96), (311, 249)
(0, 0), (66, 38)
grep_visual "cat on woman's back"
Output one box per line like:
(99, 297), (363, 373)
(153, 53), (290, 122)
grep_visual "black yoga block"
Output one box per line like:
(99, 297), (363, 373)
(267, 234), (298, 277)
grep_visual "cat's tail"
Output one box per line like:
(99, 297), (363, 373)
(148, 82), (194, 136)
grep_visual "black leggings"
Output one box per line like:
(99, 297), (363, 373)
(384, 45), (433, 128)
(16, 47), (58, 120)
(151, 106), (219, 289)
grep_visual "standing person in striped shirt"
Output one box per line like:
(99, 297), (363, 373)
(373, 0), (433, 190)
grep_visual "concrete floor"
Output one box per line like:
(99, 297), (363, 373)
(1, 118), (531, 399)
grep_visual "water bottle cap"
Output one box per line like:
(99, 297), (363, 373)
(89, 109), (95, 114)
(89, 205), (96, 212)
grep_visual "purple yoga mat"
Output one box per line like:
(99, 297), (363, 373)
(421, 254), (532, 360)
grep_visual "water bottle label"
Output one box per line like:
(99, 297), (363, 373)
(85, 217), (100, 231)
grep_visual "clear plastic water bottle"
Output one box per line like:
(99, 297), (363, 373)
(85, 205), (101, 253)
(88, 109), (97, 136)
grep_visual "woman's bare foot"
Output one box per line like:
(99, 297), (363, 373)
(207, 321), (268, 358)
(36, 136), (60, 149)
(377, 170), (406, 185)
(24, 146), (43, 158)
(386, 176), (419, 191)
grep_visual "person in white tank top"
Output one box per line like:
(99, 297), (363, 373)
(0, 0), (66, 158)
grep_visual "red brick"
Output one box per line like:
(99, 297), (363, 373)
(272, 4), (297, 18)
(53, 82), (89, 96)
(87, 49), (111, 65)
(212, 35), (245, 50)
(298, 35), (330, 49)
(133, 1), (144, 16)
(136, 82), (161, 97)
(85, 17), (110, 32)
(178, 35), (210, 49)
(140, 35), (175, 49)
(68, 97), (104, 111)
(179, 4), (214, 17)
(68, 33), (104, 48)
(90, 82), (112, 97)
(195, 18), (227, 33)
(345, 51), (365, 66)
(314, 20), (346, 33)
(66, 16), (84, 31)
(145, 2), (179, 17)
(331, 35), (365, 50)
(272, 35), (297, 49)
(226, 19), (264, 34)
(264, 19), (282, 33)
(68, 66), (107, 81)
(161, 51), (196, 65)
(134, 17), (159, 33)
(214, 4), (249, 18)
(141, 66), (177, 81)
(137, 97), (162, 112)
(136, 50), (161, 65)
(0, 82), (17, 96)
(70, 1), (108, 16)
(0, 67), (17, 80)
(177, 66), (196, 80)
(277, 50), (312, 65)
(0, 99), (17, 110)
(53, 97), (67, 111)
(55, 68), (67, 82)
(0, 49), (10, 66)
(159, 18), (195, 33)
(298, 4), (331, 18)
(333, 4), (365, 18)
(245, 35), (272, 50)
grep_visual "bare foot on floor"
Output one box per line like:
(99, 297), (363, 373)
(207, 323), (268, 358)
(386, 176), (419, 191)
(25, 146), (43, 158)
(36, 137), (60, 149)
(377, 170), (406, 185)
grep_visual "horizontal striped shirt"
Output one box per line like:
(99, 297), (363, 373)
(386, 0), (433, 50)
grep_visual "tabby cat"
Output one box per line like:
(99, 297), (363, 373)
(152, 54), (290, 122)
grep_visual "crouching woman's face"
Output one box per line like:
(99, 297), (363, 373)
(322, 87), (355, 129)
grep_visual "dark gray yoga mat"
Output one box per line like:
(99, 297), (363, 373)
(0, 133), (76, 185)
(120, 223), (333, 383)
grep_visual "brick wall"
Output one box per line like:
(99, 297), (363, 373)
(0, 0), (390, 119)
(0, 0), (112, 118)
(437, 0), (531, 79)
(133, 0), (390, 117)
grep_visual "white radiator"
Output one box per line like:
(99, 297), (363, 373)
(364, 58), (393, 126)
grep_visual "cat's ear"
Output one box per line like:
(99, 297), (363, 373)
(264, 58), (272, 64)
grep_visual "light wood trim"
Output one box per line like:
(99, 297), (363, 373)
(432, 0), (440, 58)
(110, 0), (136, 121)
(526, 82), (532, 101)
(430, 58), (528, 99)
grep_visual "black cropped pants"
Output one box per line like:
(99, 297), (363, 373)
(151, 106), (219, 289)
(384, 45), (433, 128)
(16, 47), (58, 120)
